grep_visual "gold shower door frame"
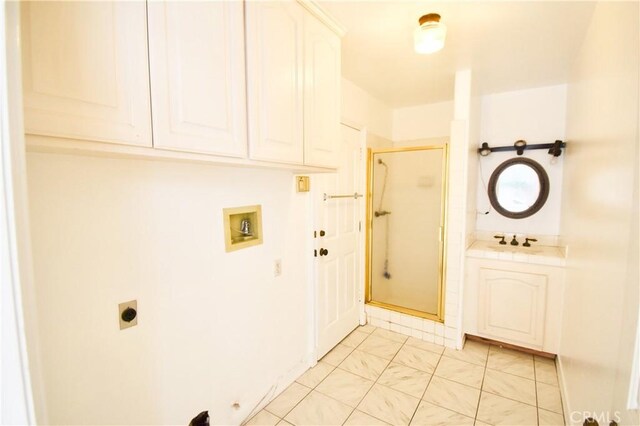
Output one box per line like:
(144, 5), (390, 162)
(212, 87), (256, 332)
(365, 144), (449, 322)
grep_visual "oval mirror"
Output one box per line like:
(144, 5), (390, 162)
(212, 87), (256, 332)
(488, 158), (550, 219)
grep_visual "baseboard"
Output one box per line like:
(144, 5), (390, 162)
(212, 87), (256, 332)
(239, 357), (311, 425)
(556, 355), (573, 425)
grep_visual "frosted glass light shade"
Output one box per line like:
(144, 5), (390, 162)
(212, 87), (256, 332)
(414, 22), (447, 54)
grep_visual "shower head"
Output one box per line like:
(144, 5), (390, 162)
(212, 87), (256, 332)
(377, 158), (388, 167)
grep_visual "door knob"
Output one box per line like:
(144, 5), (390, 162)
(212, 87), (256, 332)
(319, 248), (329, 256)
(319, 230), (326, 237)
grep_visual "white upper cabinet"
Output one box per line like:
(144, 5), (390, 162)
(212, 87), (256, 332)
(245, 1), (305, 164)
(303, 13), (341, 168)
(147, 1), (247, 157)
(21, 1), (152, 147)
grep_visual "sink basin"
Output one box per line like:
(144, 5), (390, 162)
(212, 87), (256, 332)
(466, 239), (566, 266)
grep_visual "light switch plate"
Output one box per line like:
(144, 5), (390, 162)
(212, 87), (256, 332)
(296, 176), (310, 192)
(118, 300), (137, 330)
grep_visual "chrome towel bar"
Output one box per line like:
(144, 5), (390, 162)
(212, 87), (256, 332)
(323, 192), (363, 201)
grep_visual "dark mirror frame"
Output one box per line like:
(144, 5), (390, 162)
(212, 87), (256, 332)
(487, 157), (550, 219)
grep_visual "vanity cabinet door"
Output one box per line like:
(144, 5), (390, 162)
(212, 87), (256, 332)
(245, 0), (304, 164)
(21, 1), (152, 146)
(147, 1), (247, 157)
(303, 13), (341, 168)
(477, 268), (547, 348)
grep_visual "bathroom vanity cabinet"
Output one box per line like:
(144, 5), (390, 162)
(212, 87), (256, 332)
(21, 0), (343, 170)
(464, 243), (565, 354)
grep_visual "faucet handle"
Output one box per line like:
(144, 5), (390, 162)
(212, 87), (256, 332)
(494, 235), (507, 245)
(510, 235), (519, 246)
(523, 238), (538, 247)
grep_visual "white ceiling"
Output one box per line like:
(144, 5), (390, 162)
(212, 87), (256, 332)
(320, 1), (596, 107)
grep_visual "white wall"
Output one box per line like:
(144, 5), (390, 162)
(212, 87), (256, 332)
(26, 153), (311, 425)
(392, 101), (453, 142)
(342, 77), (393, 140)
(446, 69), (480, 347)
(475, 84), (567, 237)
(559, 2), (639, 424)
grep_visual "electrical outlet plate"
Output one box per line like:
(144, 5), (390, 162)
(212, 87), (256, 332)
(118, 300), (137, 330)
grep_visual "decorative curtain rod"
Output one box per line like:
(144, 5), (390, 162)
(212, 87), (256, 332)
(478, 140), (566, 157)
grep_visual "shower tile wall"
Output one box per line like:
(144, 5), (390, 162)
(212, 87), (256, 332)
(366, 305), (458, 348)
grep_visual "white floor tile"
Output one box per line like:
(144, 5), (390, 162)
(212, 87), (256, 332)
(405, 336), (446, 355)
(344, 410), (390, 425)
(434, 356), (485, 388)
(378, 362), (431, 398)
(359, 324), (376, 334)
(320, 343), (353, 367)
(339, 349), (389, 381)
(393, 345), (441, 373)
(423, 376), (481, 418)
(535, 359), (559, 386)
(487, 349), (535, 380)
(537, 382), (563, 414)
(411, 401), (475, 426)
(538, 408), (565, 425)
(284, 391), (353, 426)
(315, 368), (374, 407)
(372, 327), (410, 343)
(358, 334), (403, 360)
(265, 383), (312, 418)
(443, 341), (489, 367)
(295, 362), (334, 388)
(358, 384), (420, 425)
(246, 409), (280, 426)
(482, 369), (536, 406)
(342, 329), (371, 348)
(476, 392), (537, 426)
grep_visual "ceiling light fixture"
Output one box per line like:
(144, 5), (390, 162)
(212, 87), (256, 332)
(414, 13), (446, 54)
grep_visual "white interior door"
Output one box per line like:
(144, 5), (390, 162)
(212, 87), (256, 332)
(314, 125), (363, 358)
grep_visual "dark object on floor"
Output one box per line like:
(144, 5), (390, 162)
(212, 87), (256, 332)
(189, 411), (210, 426)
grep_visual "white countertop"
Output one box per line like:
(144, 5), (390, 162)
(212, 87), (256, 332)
(466, 239), (566, 266)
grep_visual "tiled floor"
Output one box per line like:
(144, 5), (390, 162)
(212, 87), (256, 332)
(246, 325), (565, 426)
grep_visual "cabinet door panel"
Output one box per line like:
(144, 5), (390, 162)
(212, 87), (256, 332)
(148, 1), (247, 157)
(478, 268), (547, 348)
(246, 1), (304, 164)
(21, 1), (151, 146)
(304, 14), (341, 168)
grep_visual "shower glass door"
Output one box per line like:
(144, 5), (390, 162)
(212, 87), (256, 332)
(366, 145), (448, 321)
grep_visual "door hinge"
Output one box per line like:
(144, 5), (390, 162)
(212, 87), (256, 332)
(359, 221), (362, 232)
(314, 230), (317, 238)
(314, 249), (317, 257)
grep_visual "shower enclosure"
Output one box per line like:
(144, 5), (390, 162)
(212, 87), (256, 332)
(366, 145), (448, 321)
